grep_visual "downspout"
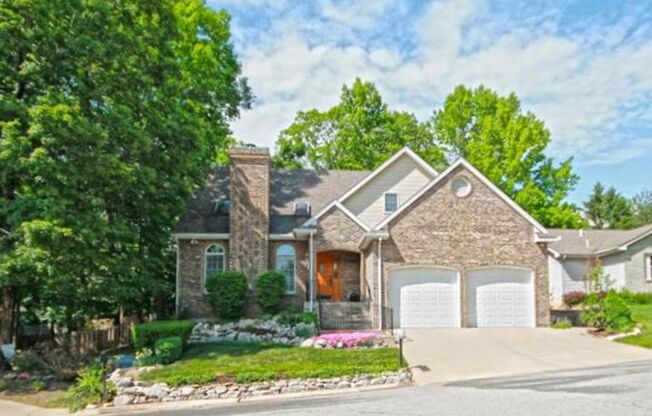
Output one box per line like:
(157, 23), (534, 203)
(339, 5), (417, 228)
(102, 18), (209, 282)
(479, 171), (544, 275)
(377, 238), (383, 330)
(309, 231), (315, 312)
(175, 237), (180, 317)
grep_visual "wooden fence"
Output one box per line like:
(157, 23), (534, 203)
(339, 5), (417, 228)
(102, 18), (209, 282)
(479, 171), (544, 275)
(17, 323), (132, 355)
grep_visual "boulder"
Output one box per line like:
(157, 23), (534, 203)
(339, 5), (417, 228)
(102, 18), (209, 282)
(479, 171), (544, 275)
(300, 338), (314, 348)
(114, 395), (134, 407)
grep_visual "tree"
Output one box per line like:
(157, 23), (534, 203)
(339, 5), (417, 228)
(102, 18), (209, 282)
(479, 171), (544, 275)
(584, 182), (636, 229)
(0, 0), (251, 340)
(273, 78), (446, 170)
(632, 189), (652, 227)
(430, 85), (585, 228)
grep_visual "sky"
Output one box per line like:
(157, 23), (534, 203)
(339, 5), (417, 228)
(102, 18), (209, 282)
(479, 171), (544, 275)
(208, 0), (652, 205)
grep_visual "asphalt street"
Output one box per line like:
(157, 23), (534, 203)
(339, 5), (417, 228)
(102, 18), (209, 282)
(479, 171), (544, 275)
(114, 360), (652, 416)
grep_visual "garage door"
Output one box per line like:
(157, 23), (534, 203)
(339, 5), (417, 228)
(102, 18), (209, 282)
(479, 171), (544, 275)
(467, 268), (535, 328)
(389, 267), (460, 328)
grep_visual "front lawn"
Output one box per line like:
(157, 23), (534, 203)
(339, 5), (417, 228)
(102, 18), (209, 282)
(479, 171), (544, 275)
(141, 342), (403, 386)
(618, 304), (652, 348)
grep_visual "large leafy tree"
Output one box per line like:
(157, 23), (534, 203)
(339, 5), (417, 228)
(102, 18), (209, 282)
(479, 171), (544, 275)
(584, 183), (636, 229)
(273, 78), (446, 170)
(632, 189), (652, 227)
(0, 0), (250, 340)
(430, 85), (584, 228)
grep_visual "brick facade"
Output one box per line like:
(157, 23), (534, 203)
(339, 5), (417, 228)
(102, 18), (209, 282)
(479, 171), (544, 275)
(177, 239), (228, 318)
(371, 165), (550, 327)
(313, 206), (365, 253)
(268, 241), (308, 307)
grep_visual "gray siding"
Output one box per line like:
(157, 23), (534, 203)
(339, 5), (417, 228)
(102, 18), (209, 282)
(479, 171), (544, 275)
(625, 234), (652, 292)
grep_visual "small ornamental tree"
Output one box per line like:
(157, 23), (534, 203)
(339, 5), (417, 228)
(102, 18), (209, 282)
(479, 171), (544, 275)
(255, 271), (287, 313)
(206, 271), (248, 320)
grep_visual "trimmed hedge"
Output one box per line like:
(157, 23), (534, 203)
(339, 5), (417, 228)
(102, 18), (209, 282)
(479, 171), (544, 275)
(132, 320), (194, 350)
(154, 336), (183, 365)
(255, 270), (287, 313)
(206, 270), (248, 320)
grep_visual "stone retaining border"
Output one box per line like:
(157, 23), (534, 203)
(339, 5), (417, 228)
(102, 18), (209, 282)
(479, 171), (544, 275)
(111, 370), (412, 407)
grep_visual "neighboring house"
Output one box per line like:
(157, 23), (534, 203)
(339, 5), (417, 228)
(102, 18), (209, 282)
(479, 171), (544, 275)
(175, 146), (556, 328)
(548, 225), (652, 305)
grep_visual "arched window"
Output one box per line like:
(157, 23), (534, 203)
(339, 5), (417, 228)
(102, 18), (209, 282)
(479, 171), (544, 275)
(204, 244), (225, 284)
(276, 244), (296, 294)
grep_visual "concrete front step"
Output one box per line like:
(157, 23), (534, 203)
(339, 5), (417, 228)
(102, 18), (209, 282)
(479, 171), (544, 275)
(319, 302), (373, 330)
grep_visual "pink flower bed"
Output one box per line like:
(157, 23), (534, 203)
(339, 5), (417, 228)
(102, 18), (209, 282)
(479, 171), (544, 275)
(310, 331), (379, 348)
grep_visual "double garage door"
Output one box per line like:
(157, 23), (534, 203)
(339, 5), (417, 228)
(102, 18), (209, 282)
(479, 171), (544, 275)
(389, 267), (534, 328)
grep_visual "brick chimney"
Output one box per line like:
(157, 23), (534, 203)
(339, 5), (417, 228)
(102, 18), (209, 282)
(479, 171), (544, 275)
(228, 146), (271, 281)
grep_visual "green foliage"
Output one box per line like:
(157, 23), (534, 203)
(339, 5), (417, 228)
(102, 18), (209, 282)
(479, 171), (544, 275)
(584, 260), (612, 293)
(562, 291), (586, 307)
(618, 305), (652, 348)
(142, 342), (401, 386)
(273, 78), (446, 171)
(430, 85), (585, 228)
(13, 343), (80, 381)
(206, 270), (248, 320)
(62, 363), (112, 413)
(30, 380), (46, 392)
(132, 320), (194, 350)
(255, 271), (287, 314)
(581, 290), (634, 333)
(0, 0), (250, 331)
(632, 189), (652, 227)
(619, 289), (652, 305)
(134, 348), (156, 367)
(154, 336), (183, 365)
(584, 182), (636, 229)
(294, 325), (317, 339)
(551, 320), (573, 329)
(275, 308), (318, 326)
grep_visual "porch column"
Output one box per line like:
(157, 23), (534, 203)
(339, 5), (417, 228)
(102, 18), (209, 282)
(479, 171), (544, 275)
(377, 237), (383, 330)
(309, 231), (315, 312)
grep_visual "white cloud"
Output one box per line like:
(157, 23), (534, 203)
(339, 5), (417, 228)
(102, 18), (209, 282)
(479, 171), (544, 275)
(228, 0), (652, 166)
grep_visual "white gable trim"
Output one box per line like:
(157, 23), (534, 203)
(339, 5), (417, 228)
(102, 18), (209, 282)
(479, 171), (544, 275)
(300, 146), (436, 230)
(306, 201), (371, 232)
(338, 147), (437, 204)
(373, 158), (548, 234)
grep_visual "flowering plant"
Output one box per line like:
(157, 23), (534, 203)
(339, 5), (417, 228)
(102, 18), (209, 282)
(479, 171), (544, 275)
(310, 331), (379, 348)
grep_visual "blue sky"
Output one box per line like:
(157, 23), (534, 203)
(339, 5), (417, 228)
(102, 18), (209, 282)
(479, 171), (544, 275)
(208, 0), (652, 205)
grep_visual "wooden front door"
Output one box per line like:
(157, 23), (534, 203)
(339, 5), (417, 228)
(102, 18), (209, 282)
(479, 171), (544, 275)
(317, 253), (341, 301)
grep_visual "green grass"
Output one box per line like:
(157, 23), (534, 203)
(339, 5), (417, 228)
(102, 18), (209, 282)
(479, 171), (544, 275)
(618, 304), (652, 348)
(141, 342), (402, 386)
(551, 321), (573, 329)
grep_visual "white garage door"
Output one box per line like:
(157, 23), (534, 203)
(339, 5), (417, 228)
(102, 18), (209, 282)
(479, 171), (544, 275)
(467, 268), (535, 328)
(389, 267), (460, 328)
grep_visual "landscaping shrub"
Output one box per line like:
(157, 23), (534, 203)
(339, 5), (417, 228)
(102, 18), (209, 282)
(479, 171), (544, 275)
(276, 307), (318, 326)
(206, 270), (248, 320)
(62, 363), (113, 413)
(132, 320), (194, 349)
(13, 343), (80, 381)
(619, 289), (652, 305)
(154, 337), (183, 365)
(563, 291), (586, 307)
(581, 290), (634, 333)
(551, 321), (573, 329)
(134, 348), (156, 367)
(255, 270), (287, 313)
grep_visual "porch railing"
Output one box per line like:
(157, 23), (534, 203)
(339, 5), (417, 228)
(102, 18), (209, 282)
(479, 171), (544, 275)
(318, 301), (373, 330)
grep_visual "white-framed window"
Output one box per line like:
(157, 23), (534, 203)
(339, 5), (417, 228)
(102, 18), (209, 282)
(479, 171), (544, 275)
(276, 244), (296, 294)
(384, 192), (399, 213)
(204, 244), (225, 285)
(646, 254), (652, 281)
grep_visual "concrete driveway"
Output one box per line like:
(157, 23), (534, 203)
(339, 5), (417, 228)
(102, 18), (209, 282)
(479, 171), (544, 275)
(402, 328), (652, 385)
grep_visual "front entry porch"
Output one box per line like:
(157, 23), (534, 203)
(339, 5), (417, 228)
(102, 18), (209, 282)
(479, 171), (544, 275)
(316, 251), (362, 302)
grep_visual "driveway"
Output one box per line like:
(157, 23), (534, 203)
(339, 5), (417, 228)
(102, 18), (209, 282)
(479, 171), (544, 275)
(402, 328), (652, 384)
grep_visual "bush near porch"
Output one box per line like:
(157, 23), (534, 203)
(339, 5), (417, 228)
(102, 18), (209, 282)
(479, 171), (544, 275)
(618, 304), (652, 348)
(140, 342), (402, 386)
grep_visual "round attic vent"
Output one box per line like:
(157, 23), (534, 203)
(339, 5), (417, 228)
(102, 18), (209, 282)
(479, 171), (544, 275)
(451, 176), (472, 198)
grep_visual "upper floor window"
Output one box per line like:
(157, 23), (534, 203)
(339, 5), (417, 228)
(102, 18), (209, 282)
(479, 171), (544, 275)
(384, 192), (399, 213)
(204, 244), (225, 284)
(276, 244), (296, 294)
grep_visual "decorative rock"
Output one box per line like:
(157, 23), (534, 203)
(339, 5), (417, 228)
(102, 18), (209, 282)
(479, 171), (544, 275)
(300, 338), (314, 347)
(237, 332), (253, 342)
(114, 395), (134, 407)
(179, 386), (195, 396)
(144, 384), (169, 398)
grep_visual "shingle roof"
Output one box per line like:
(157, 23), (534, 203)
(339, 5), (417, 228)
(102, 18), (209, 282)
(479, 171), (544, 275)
(548, 224), (652, 256)
(176, 168), (369, 235)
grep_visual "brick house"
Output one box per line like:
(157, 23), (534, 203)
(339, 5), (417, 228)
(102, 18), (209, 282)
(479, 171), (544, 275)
(175, 146), (555, 328)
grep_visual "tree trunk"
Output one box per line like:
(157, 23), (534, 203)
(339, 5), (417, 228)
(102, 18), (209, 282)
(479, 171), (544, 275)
(0, 286), (16, 344)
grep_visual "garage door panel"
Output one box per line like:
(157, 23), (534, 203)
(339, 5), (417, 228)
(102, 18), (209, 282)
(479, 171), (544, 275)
(389, 267), (460, 328)
(468, 268), (534, 328)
